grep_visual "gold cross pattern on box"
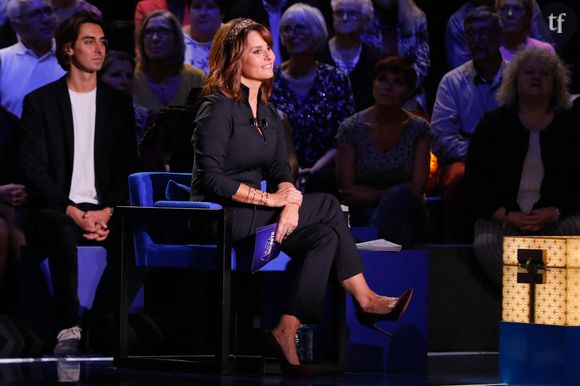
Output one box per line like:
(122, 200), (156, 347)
(503, 236), (580, 326)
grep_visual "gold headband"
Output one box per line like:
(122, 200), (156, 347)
(226, 19), (259, 44)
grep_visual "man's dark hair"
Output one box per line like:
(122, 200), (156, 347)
(55, 11), (105, 71)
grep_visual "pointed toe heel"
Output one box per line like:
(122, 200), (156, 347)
(261, 331), (315, 378)
(355, 288), (414, 336)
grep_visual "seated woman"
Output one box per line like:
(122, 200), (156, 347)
(182, 0), (224, 75)
(134, 10), (205, 113)
(318, 0), (383, 112)
(336, 56), (431, 246)
(465, 47), (580, 288)
(361, 0), (430, 112)
(496, 0), (555, 61)
(192, 18), (413, 376)
(270, 3), (355, 193)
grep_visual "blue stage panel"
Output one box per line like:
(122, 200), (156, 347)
(346, 250), (428, 373)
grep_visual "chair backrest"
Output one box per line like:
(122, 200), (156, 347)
(128, 172), (194, 266)
(129, 172), (192, 207)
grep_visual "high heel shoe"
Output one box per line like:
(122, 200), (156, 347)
(355, 288), (414, 337)
(262, 331), (315, 378)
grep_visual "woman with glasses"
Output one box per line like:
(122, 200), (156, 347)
(134, 10), (205, 113)
(496, 0), (555, 61)
(362, 0), (429, 112)
(318, 0), (383, 112)
(270, 3), (355, 193)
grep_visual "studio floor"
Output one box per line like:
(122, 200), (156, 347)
(0, 352), (519, 386)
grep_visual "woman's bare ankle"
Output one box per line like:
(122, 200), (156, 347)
(359, 294), (397, 313)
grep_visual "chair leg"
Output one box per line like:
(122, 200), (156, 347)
(117, 216), (130, 358)
(216, 209), (233, 373)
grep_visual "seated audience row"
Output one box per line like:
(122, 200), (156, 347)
(445, 0), (554, 69)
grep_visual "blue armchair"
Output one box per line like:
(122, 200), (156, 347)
(115, 172), (295, 373)
(115, 172), (289, 372)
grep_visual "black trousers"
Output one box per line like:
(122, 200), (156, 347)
(228, 193), (364, 322)
(26, 204), (124, 331)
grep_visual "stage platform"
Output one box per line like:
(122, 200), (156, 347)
(0, 352), (507, 385)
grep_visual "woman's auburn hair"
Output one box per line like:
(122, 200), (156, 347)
(203, 18), (273, 104)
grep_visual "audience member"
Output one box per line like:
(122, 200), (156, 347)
(1, 0), (65, 118)
(361, 0), (429, 111)
(134, 10), (205, 113)
(98, 50), (152, 143)
(226, 0), (320, 66)
(19, 12), (137, 354)
(182, 0), (224, 74)
(336, 56), (431, 246)
(431, 6), (504, 242)
(496, 0), (555, 61)
(465, 47), (580, 288)
(318, 0), (383, 112)
(135, 0), (190, 29)
(270, 3), (355, 193)
(445, 0), (553, 69)
(51, 0), (101, 25)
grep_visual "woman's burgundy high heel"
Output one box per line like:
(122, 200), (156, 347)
(262, 331), (315, 378)
(355, 288), (414, 336)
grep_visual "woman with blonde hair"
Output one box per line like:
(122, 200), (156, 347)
(192, 17), (413, 377)
(466, 47), (580, 288)
(362, 0), (430, 111)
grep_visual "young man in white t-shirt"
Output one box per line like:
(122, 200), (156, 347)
(19, 11), (137, 355)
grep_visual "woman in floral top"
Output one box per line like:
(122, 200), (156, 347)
(182, 0), (225, 74)
(361, 0), (430, 112)
(270, 3), (355, 192)
(336, 57), (432, 246)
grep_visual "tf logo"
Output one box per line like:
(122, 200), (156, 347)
(543, 2), (577, 47)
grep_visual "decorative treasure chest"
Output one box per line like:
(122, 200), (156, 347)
(502, 235), (580, 326)
(501, 236), (580, 384)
